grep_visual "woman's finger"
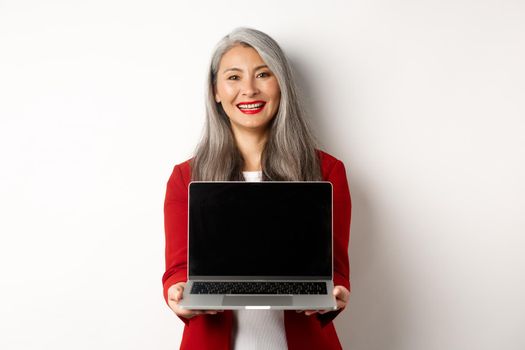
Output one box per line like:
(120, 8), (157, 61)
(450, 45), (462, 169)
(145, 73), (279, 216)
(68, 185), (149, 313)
(204, 310), (219, 315)
(172, 305), (205, 319)
(175, 285), (184, 302)
(179, 309), (201, 318)
(168, 283), (186, 301)
(333, 286), (350, 310)
(304, 310), (319, 316)
(168, 283), (208, 319)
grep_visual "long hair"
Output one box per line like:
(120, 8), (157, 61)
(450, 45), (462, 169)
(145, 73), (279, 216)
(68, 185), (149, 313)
(191, 27), (322, 181)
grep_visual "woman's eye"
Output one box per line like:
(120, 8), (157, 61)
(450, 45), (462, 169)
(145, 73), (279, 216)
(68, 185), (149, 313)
(257, 72), (270, 78)
(228, 75), (239, 80)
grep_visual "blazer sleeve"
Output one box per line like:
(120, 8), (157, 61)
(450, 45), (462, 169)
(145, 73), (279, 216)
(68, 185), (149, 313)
(318, 159), (352, 326)
(161, 164), (190, 325)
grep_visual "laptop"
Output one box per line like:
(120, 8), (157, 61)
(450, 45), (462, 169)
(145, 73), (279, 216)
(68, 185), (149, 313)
(177, 181), (337, 310)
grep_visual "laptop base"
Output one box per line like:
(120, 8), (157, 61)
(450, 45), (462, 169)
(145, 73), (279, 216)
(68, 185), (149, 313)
(177, 280), (337, 310)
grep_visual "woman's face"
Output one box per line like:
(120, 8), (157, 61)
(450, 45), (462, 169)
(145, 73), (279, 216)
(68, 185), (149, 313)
(214, 45), (281, 134)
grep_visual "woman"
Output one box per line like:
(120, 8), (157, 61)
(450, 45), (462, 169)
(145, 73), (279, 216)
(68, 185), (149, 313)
(162, 27), (351, 350)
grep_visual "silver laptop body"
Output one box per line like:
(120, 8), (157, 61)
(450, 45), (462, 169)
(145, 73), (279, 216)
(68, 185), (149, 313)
(178, 181), (337, 311)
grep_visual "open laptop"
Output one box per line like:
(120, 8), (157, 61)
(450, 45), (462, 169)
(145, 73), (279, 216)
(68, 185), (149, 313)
(178, 181), (337, 310)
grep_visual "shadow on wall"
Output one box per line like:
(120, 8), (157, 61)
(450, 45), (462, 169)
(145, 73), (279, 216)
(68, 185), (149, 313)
(285, 54), (328, 148)
(289, 54), (410, 349)
(334, 178), (410, 350)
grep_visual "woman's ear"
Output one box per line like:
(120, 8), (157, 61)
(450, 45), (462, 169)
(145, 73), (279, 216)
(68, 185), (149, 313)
(213, 86), (220, 103)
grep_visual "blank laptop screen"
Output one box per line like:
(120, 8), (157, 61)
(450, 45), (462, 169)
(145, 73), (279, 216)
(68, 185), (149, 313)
(188, 182), (332, 278)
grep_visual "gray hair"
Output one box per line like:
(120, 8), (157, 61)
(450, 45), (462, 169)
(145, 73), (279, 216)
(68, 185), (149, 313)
(191, 26), (322, 181)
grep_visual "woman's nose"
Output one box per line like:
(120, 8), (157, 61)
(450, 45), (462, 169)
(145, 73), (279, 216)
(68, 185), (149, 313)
(241, 77), (259, 96)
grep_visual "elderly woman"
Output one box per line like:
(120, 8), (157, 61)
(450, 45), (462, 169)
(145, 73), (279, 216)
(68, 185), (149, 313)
(162, 27), (351, 350)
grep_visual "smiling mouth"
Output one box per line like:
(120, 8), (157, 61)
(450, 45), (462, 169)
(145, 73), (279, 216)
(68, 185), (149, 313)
(237, 102), (266, 114)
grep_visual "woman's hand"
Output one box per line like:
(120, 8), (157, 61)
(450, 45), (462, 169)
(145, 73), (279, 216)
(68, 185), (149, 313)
(167, 282), (223, 319)
(296, 285), (350, 316)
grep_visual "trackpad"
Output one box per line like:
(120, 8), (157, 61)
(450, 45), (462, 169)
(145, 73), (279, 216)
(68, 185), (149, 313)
(222, 296), (293, 306)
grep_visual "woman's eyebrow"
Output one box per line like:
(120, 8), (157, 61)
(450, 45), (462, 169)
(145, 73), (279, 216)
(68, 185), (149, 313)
(222, 65), (268, 74)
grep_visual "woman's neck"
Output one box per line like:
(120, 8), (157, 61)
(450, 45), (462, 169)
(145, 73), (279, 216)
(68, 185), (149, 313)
(232, 128), (268, 171)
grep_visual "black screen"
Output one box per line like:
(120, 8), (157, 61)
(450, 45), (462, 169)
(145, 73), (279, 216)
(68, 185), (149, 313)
(188, 182), (332, 278)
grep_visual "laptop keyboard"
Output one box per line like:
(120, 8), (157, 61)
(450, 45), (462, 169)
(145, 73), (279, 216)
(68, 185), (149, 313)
(191, 281), (327, 295)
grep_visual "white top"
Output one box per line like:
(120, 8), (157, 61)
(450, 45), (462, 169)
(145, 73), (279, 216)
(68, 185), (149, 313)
(230, 170), (288, 350)
(241, 170), (264, 181)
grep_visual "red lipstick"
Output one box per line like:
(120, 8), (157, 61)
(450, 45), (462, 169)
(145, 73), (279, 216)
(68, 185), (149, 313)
(237, 100), (266, 114)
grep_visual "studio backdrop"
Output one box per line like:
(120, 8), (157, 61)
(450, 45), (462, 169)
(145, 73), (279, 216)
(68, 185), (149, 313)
(0, 0), (523, 349)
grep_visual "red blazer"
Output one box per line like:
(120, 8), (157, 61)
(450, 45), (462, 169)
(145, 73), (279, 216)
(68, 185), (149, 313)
(162, 149), (352, 350)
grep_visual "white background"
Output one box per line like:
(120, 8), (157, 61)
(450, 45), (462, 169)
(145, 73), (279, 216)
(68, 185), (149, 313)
(1, 1), (524, 349)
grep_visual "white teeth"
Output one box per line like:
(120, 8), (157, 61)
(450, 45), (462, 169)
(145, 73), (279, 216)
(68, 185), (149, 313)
(238, 103), (264, 109)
